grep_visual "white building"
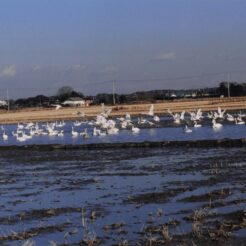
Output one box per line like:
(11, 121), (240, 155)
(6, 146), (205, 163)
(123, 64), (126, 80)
(62, 97), (85, 107)
(0, 99), (7, 107)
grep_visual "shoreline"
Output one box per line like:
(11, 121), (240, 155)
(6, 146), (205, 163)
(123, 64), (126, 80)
(0, 138), (246, 150)
(1, 96), (246, 124)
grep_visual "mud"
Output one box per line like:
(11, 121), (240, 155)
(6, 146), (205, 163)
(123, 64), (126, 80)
(0, 137), (246, 151)
(126, 188), (187, 204)
(0, 146), (245, 245)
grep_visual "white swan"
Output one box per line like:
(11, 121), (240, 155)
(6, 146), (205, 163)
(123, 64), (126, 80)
(217, 107), (226, 119)
(93, 127), (102, 136)
(51, 104), (62, 110)
(142, 104), (154, 116)
(138, 117), (147, 125)
(73, 121), (82, 127)
(148, 104), (154, 116)
(80, 128), (90, 139)
(12, 130), (18, 137)
(189, 109), (203, 121)
(235, 118), (245, 125)
(168, 109), (185, 124)
(207, 112), (213, 119)
(2, 131), (8, 140)
(120, 121), (128, 129)
(17, 123), (24, 130)
(71, 127), (79, 137)
(93, 127), (106, 136)
(98, 129), (107, 136)
(56, 121), (65, 127)
(47, 128), (58, 136)
(16, 133), (26, 142)
(100, 103), (112, 118)
(153, 115), (160, 122)
(22, 131), (32, 139)
(125, 113), (131, 121)
(212, 119), (223, 130)
(131, 126), (140, 133)
(226, 114), (235, 122)
(107, 127), (119, 134)
(146, 120), (155, 126)
(116, 117), (125, 122)
(184, 125), (192, 133)
(194, 121), (202, 128)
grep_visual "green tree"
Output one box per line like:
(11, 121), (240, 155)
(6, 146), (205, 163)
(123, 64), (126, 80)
(56, 86), (73, 97)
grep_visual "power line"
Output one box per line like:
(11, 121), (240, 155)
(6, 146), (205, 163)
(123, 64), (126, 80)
(119, 71), (243, 82)
(86, 70), (244, 85)
(228, 73), (230, 98)
(0, 70), (244, 92)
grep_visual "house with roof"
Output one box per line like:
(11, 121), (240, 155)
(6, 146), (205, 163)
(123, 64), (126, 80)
(0, 99), (7, 107)
(62, 97), (85, 107)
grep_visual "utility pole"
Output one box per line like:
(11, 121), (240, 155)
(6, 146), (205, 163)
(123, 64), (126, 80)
(6, 88), (10, 111)
(227, 74), (230, 98)
(112, 80), (116, 105)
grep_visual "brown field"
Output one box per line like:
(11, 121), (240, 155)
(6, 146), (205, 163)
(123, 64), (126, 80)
(1, 96), (246, 124)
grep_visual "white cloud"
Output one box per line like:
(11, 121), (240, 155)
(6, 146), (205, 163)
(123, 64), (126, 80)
(33, 65), (41, 71)
(151, 52), (176, 62)
(0, 65), (16, 77)
(65, 64), (86, 71)
(100, 65), (119, 74)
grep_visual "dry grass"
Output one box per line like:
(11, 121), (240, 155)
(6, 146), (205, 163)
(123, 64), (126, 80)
(2, 96), (246, 124)
(22, 240), (35, 246)
(160, 225), (172, 242)
(118, 239), (129, 246)
(192, 222), (202, 239)
(156, 208), (164, 217)
(190, 208), (216, 222)
(83, 233), (98, 245)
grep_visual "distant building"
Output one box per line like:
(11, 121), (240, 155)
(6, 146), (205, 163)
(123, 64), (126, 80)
(62, 97), (85, 107)
(85, 99), (93, 107)
(0, 99), (7, 107)
(62, 97), (93, 107)
(192, 92), (197, 98)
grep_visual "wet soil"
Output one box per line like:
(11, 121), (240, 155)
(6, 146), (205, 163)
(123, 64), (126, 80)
(0, 146), (245, 245)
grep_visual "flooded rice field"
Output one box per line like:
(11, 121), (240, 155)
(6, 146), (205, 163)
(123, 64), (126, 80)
(0, 146), (245, 245)
(1, 115), (246, 146)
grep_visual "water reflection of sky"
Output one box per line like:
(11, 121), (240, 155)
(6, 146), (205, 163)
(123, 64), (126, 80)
(1, 147), (245, 245)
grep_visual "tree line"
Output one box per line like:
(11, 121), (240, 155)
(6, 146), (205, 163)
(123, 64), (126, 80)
(2, 82), (246, 109)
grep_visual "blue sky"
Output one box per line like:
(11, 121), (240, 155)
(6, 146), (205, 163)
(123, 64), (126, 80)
(0, 0), (246, 98)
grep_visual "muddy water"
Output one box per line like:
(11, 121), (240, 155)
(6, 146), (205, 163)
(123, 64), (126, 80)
(0, 147), (245, 245)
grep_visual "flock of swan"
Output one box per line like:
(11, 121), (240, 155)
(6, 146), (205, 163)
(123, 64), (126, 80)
(173, 107), (246, 133)
(0, 104), (245, 142)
